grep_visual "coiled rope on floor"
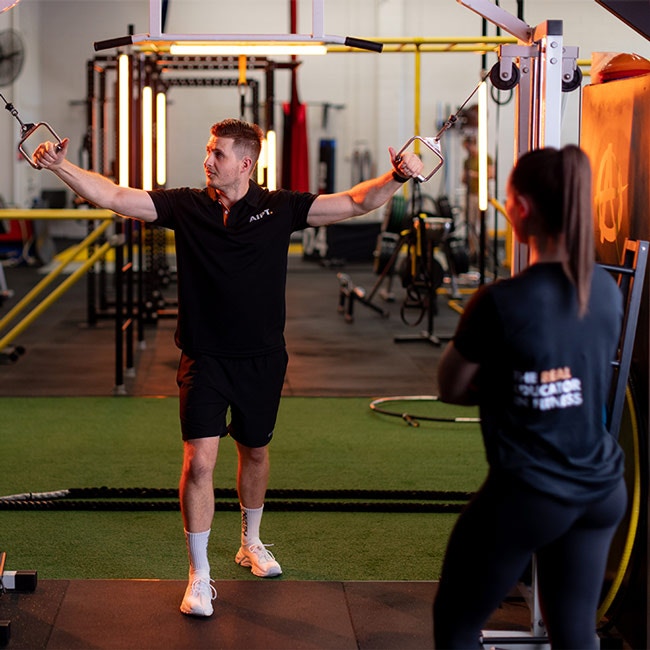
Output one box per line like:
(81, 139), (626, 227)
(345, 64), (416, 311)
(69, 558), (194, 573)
(369, 395), (481, 426)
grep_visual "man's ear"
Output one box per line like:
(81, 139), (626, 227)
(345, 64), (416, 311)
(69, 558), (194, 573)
(240, 155), (253, 174)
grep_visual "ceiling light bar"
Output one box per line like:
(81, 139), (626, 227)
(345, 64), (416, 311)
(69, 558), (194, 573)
(94, 0), (382, 53)
(169, 43), (327, 56)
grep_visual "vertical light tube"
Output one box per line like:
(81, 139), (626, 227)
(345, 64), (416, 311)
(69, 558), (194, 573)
(257, 136), (267, 186)
(118, 54), (130, 187)
(477, 81), (489, 212)
(266, 130), (277, 191)
(414, 47), (421, 157)
(142, 85), (153, 191)
(156, 91), (166, 186)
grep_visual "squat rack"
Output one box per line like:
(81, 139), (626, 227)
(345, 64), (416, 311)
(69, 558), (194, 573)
(83, 49), (294, 393)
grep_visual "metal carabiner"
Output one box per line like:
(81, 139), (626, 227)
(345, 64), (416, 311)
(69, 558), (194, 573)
(395, 135), (444, 183)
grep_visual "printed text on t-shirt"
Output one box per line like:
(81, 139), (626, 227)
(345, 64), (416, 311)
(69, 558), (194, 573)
(512, 367), (583, 411)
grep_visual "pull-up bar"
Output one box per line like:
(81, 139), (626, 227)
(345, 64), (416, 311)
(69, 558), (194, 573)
(93, 0), (383, 53)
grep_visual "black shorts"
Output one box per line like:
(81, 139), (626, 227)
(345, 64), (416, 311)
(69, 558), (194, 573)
(176, 349), (288, 447)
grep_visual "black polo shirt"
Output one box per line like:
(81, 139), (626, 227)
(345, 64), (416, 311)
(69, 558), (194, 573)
(149, 181), (317, 357)
(453, 263), (624, 504)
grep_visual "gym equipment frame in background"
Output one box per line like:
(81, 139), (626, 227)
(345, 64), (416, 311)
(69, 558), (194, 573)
(83, 51), (290, 394)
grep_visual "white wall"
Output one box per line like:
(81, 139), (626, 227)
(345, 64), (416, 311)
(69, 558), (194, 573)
(0, 0), (648, 214)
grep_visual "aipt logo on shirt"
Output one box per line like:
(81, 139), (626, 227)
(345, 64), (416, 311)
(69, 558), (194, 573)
(512, 366), (583, 411)
(249, 208), (273, 223)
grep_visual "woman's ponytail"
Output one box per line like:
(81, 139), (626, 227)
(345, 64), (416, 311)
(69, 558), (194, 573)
(561, 145), (594, 317)
(510, 145), (595, 317)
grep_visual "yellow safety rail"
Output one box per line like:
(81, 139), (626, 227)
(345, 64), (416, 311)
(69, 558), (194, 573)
(0, 209), (114, 220)
(489, 196), (511, 269)
(327, 36), (517, 53)
(0, 209), (115, 352)
(326, 36), (591, 72)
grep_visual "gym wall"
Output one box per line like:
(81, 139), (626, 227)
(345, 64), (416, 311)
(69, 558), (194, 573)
(0, 0), (648, 212)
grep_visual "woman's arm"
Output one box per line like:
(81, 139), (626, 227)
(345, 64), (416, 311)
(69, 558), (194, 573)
(437, 341), (480, 405)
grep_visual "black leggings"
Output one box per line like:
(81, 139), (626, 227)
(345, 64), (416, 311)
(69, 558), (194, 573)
(433, 472), (627, 649)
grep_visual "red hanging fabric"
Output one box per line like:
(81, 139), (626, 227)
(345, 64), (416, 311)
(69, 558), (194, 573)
(281, 0), (310, 191)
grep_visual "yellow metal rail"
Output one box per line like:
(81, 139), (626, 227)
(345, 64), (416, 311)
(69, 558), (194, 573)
(0, 209), (114, 220)
(326, 37), (591, 68)
(327, 36), (517, 53)
(0, 209), (116, 353)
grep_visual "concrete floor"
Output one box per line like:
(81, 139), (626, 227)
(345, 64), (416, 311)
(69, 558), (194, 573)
(0, 255), (469, 398)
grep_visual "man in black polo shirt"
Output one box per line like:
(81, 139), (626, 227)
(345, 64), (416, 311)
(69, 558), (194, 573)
(33, 118), (423, 617)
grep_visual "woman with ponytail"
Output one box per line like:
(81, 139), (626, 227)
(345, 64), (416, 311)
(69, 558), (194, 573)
(433, 146), (626, 649)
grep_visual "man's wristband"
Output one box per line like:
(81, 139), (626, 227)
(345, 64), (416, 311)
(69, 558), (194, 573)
(392, 170), (410, 183)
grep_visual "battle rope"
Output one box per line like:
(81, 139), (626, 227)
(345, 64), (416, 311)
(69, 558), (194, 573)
(0, 486), (474, 513)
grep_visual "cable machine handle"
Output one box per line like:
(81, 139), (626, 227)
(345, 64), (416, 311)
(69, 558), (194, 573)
(19, 122), (63, 170)
(395, 136), (444, 183)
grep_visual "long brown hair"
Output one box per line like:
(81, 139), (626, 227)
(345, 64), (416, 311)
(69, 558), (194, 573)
(510, 145), (594, 317)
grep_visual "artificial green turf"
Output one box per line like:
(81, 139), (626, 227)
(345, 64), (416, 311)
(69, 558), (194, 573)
(0, 396), (485, 580)
(1, 510), (459, 581)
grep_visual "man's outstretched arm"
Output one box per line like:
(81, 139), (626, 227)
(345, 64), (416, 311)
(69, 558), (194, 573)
(33, 138), (158, 222)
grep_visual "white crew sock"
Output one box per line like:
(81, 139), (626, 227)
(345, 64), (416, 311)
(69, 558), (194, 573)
(185, 529), (211, 577)
(241, 505), (264, 546)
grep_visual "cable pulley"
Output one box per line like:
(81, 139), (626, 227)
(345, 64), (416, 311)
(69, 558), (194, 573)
(488, 61), (520, 91)
(562, 67), (583, 92)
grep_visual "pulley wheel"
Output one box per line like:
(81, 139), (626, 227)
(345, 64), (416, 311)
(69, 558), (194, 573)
(562, 67), (583, 93)
(489, 61), (520, 91)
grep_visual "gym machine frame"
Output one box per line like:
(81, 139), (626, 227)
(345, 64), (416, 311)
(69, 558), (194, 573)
(459, 0), (581, 272)
(84, 49), (286, 393)
(455, 1), (627, 646)
(337, 207), (452, 332)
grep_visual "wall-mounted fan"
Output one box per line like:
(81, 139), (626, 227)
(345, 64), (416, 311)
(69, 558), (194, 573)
(0, 29), (25, 87)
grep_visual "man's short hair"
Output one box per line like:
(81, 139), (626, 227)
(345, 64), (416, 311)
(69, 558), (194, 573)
(211, 119), (264, 162)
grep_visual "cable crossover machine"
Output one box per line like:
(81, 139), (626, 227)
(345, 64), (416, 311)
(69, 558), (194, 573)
(366, 0), (649, 645)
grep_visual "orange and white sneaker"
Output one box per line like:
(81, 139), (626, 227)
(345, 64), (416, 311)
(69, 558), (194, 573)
(180, 575), (217, 617)
(235, 541), (282, 577)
